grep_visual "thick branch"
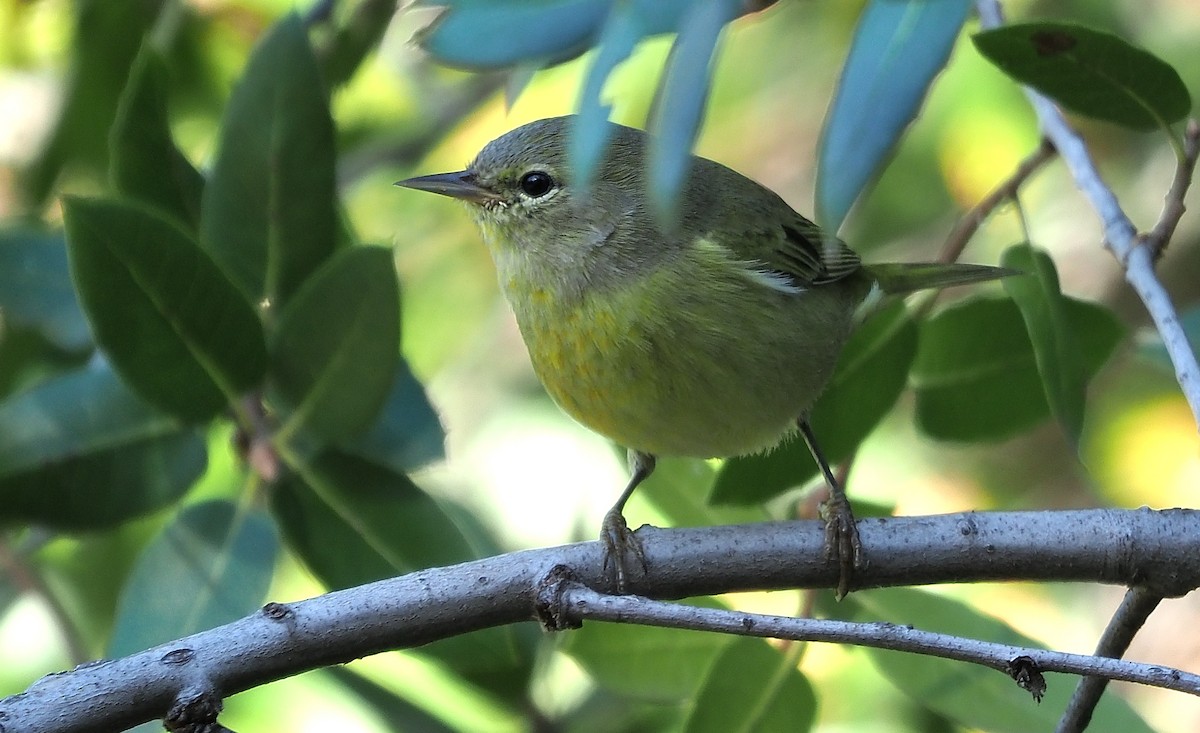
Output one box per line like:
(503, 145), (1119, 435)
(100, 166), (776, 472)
(2, 509), (1199, 733)
(975, 0), (1200, 428)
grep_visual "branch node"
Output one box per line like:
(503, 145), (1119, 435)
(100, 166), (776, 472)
(164, 686), (228, 733)
(1006, 655), (1047, 703)
(535, 564), (584, 632)
(261, 601), (295, 623)
(160, 648), (195, 666)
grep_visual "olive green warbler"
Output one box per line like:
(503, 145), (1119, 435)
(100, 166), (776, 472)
(398, 115), (1011, 594)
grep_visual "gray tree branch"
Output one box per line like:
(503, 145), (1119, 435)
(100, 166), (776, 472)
(3, 508), (1200, 733)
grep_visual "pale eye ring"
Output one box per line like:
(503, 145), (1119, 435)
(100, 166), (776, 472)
(519, 171), (555, 198)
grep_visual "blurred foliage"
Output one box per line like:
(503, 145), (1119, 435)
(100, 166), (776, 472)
(0, 0), (1197, 732)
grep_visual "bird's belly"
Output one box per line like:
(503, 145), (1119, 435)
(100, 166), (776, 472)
(511, 279), (853, 458)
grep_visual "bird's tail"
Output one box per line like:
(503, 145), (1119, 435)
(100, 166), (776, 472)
(866, 262), (1019, 295)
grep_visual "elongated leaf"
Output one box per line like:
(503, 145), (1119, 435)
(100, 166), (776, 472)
(63, 197), (267, 422)
(108, 500), (278, 656)
(0, 327), (87, 398)
(0, 430), (204, 530)
(336, 357), (445, 473)
(110, 44), (204, 230)
(711, 302), (918, 505)
(973, 23), (1191, 131)
(683, 637), (815, 733)
(648, 0), (738, 224)
(272, 450), (531, 697)
(0, 363), (180, 478)
(0, 228), (91, 352)
(911, 295), (1123, 441)
(816, 0), (972, 230)
(201, 13), (337, 306)
(270, 246), (398, 442)
(849, 588), (1151, 733)
(1001, 244), (1089, 448)
(416, 0), (610, 69)
(571, 6), (643, 187)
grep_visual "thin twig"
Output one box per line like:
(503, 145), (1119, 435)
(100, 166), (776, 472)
(1056, 588), (1164, 733)
(940, 137), (1057, 263)
(1145, 119), (1200, 259)
(974, 1), (1200, 429)
(0, 537), (91, 665)
(544, 580), (1200, 697)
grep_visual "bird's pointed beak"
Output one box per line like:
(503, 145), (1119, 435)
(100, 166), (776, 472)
(394, 171), (499, 204)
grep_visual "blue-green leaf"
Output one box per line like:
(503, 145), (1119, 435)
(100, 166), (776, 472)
(816, 0), (972, 230)
(336, 358), (445, 473)
(108, 500), (278, 656)
(0, 228), (91, 352)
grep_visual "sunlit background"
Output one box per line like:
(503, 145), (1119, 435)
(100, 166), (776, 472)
(2, 0), (1199, 730)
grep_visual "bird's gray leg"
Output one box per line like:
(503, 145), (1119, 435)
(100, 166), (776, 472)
(798, 417), (862, 599)
(600, 450), (656, 593)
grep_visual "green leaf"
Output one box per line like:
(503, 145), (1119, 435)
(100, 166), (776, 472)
(565, 616), (729, 702)
(817, 0), (973, 230)
(110, 44), (205, 231)
(0, 228), (91, 352)
(273, 451), (478, 584)
(848, 588), (1152, 733)
(63, 197), (268, 422)
(108, 500), (278, 656)
(0, 364), (180, 478)
(683, 637), (815, 733)
(20, 0), (165, 207)
(972, 22), (1191, 131)
(911, 295), (1123, 442)
(272, 450), (532, 697)
(314, 0), (397, 89)
(0, 364), (204, 529)
(1001, 244), (1092, 448)
(200, 13), (337, 306)
(336, 357), (445, 473)
(0, 327), (87, 399)
(270, 246), (398, 442)
(712, 302), (918, 505)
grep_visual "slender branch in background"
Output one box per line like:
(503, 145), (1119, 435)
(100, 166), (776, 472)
(940, 137), (1058, 263)
(975, 0), (1200, 429)
(0, 537), (90, 665)
(1056, 588), (1165, 733)
(1146, 119), (1200, 259)
(541, 577), (1200, 697)
(4, 509), (1200, 733)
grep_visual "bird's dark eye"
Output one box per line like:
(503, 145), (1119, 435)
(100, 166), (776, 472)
(519, 171), (554, 198)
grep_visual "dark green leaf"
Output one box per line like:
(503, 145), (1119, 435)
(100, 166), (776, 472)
(108, 500), (278, 656)
(0, 228), (91, 352)
(817, 0), (973, 230)
(63, 197), (268, 422)
(565, 617), (728, 701)
(270, 246), (398, 442)
(272, 450), (531, 697)
(336, 357), (445, 473)
(683, 637), (815, 733)
(0, 327), (87, 399)
(712, 302), (918, 505)
(648, 1), (738, 225)
(972, 22), (1191, 131)
(314, 0), (397, 89)
(272, 451), (481, 585)
(20, 0), (165, 207)
(848, 588), (1151, 733)
(0, 365), (204, 529)
(110, 44), (204, 231)
(911, 295), (1123, 441)
(0, 364), (180, 479)
(1001, 244), (1090, 448)
(200, 13), (337, 306)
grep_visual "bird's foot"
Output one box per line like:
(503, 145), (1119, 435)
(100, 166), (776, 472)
(820, 491), (864, 600)
(600, 509), (647, 594)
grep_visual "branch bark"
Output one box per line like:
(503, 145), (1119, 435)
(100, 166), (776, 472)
(3, 508), (1200, 733)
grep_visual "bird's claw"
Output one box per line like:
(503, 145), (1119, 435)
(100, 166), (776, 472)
(600, 509), (646, 593)
(820, 491), (863, 600)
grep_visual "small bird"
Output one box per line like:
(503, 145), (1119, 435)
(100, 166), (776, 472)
(398, 115), (1011, 595)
